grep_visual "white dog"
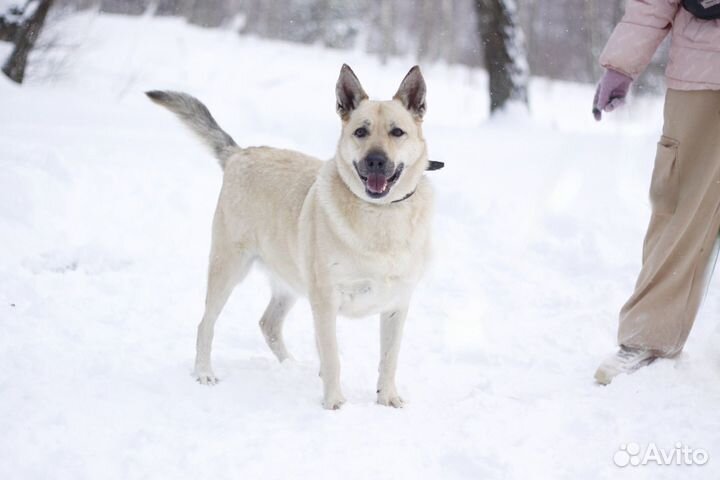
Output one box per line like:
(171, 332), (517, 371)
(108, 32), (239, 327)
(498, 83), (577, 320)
(147, 65), (441, 409)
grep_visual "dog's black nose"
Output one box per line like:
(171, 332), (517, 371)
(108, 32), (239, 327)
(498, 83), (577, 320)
(365, 152), (387, 173)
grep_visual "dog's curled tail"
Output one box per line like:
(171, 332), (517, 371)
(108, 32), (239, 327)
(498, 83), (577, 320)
(145, 90), (237, 169)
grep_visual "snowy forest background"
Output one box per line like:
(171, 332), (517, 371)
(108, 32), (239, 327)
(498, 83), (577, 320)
(7, 2), (719, 480)
(7, 0), (667, 92)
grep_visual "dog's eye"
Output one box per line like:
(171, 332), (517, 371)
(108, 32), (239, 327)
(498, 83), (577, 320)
(354, 127), (368, 138)
(390, 127), (405, 137)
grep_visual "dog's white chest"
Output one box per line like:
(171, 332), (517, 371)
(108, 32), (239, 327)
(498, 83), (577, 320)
(334, 255), (421, 317)
(301, 172), (433, 318)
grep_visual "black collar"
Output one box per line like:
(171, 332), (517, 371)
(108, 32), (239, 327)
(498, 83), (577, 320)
(427, 160), (444, 171)
(391, 160), (444, 204)
(392, 190), (416, 203)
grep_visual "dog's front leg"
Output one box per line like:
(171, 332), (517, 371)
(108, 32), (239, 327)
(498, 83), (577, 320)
(377, 307), (408, 408)
(311, 295), (345, 410)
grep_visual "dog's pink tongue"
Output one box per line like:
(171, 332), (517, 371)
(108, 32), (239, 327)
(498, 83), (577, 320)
(366, 173), (388, 194)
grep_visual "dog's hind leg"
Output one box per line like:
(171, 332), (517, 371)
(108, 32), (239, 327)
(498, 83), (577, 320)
(194, 244), (252, 385)
(259, 285), (297, 362)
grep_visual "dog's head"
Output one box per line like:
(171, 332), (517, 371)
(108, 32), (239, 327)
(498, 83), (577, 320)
(334, 64), (429, 204)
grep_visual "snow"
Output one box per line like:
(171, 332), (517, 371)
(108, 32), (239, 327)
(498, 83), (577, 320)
(2, 11), (720, 480)
(0, 0), (39, 23)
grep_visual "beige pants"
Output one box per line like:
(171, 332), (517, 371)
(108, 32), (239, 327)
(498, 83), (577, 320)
(619, 89), (720, 356)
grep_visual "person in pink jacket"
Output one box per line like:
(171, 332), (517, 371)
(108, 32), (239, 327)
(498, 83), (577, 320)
(593, 0), (720, 384)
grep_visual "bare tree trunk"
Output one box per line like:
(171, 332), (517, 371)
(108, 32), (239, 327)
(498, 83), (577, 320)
(3, 0), (54, 84)
(379, 0), (393, 65)
(155, 0), (183, 16)
(473, 0), (529, 113)
(187, 0), (227, 28)
(441, 0), (455, 64)
(100, 0), (149, 14)
(585, 0), (599, 81)
(612, 0), (624, 24)
(417, 0), (433, 61)
(523, 0), (536, 56)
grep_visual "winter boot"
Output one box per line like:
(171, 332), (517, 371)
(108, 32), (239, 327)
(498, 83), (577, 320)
(594, 346), (656, 385)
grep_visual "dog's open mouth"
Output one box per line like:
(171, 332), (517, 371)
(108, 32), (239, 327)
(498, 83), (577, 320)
(353, 162), (404, 199)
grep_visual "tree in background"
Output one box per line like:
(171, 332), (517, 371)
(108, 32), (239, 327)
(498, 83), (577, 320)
(33, 0), (668, 95)
(2, 0), (54, 83)
(473, 0), (528, 113)
(378, 0), (394, 64)
(155, 0), (237, 28)
(239, 0), (362, 49)
(98, 0), (147, 15)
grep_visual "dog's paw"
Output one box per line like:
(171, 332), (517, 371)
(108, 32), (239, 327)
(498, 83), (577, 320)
(322, 392), (346, 410)
(195, 372), (218, 385)
(377, 391), (405, 408)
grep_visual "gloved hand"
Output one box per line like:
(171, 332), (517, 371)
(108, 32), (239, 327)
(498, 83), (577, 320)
(592, 69), (633, 121)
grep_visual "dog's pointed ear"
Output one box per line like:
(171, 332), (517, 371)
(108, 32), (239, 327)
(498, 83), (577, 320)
(336, 64), (368, 120)
(393, 65), (426, 120)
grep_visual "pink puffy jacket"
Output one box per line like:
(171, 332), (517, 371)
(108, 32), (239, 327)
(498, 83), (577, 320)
(600, 0), (720, 90)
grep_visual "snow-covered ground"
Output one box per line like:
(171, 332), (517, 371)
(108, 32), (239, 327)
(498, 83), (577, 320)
(2, 12), (720, 480)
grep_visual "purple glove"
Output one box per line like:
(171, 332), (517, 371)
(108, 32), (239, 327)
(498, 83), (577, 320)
(592, 69), (633, 121)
